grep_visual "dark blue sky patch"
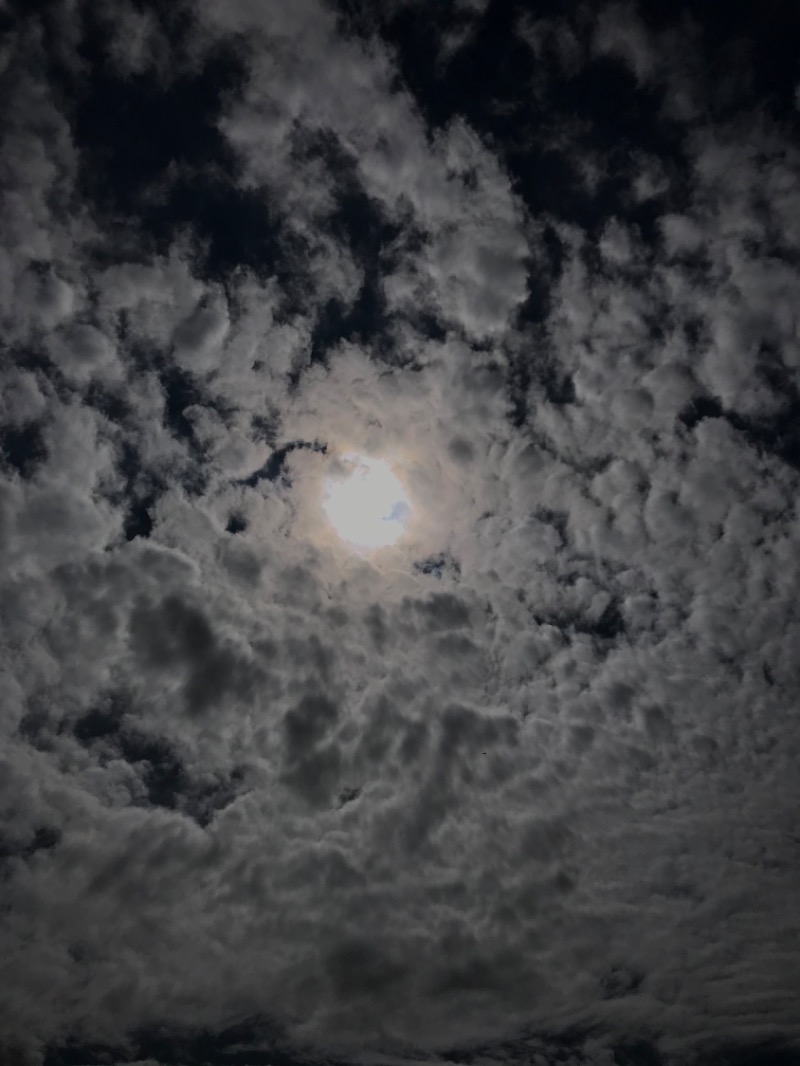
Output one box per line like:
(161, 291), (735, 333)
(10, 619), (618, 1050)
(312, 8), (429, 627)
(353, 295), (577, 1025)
(288, 128), (404, 362)
(111, 732), (184, 813)
(408, 310), (449, 344)
(376, 0), (686, 240)
(680, 392), (800, 472)
(84, 380), (132, 425)
(225, 512), (247, 534)
(585, 597), (626, 641)
(534, 507), (569, 547)
(505, 349), (534, 429)
(529, 594), (626, 646)
(337, 784), (362, 808)
(239, 439), (327, 488)
(679, 395), (725, 430)
(414, 552), (461, 581)
(515, 227), (563, 328)
(155, 365), (217, 495)
(515, 340), (578, 415)
(72, 698), (126, 744)
(150, 176), (288, 283)
(71, 17), (244, 213)
(250, 411), (280, 446)
(120, 490), (155, 541)
(161, 365), (205, 441)
(347, 0), (800, 258)
(49, 6), (294, 284)
(0, 422), (48, 479)
(638, 0), (800, 122)
(741, 402), (800, 472)
(111, 440), (159, 541)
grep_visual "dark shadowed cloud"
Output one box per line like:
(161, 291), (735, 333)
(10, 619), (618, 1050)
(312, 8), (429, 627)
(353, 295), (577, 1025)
(1, 1), (800, 1065)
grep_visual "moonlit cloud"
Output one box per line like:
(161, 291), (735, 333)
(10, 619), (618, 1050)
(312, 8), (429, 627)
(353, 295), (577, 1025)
(2, 3), (800, 1066)
(323, 454), (411, 550)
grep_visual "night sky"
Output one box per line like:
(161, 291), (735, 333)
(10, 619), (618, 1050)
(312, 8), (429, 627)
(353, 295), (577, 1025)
(2, 1), (800, 1064)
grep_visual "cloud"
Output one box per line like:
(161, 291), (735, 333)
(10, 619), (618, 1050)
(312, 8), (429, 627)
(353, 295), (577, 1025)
(593, 2), (657, 85)
(45, 322), (121, 384)
(1, 1), (800, 1065)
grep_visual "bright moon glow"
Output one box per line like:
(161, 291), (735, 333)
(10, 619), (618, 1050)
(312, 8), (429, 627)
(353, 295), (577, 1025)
(323, 454), (411, 550)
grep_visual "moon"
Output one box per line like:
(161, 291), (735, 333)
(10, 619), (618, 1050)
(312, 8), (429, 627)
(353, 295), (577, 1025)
(323, 454), (411, 550)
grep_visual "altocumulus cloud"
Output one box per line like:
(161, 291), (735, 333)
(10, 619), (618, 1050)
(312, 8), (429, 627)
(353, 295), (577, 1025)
(2, 1), (800, 1065)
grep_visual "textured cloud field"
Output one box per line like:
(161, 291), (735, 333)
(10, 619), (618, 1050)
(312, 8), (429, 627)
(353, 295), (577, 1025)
(1, 1), (800, 1064)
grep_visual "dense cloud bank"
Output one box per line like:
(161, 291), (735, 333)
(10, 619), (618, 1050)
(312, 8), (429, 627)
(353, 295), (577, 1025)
(1, 1), (800, 1064)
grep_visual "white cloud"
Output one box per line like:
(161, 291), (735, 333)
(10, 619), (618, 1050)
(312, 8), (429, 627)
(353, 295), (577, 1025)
(46, 322), (122, 384)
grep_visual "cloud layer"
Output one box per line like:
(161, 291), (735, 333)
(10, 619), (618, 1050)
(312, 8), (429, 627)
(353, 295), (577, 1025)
(2, 2), (800, 1064)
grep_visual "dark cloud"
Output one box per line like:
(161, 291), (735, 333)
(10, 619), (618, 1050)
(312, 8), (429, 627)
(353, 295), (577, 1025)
(130, 593), (260, 716)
